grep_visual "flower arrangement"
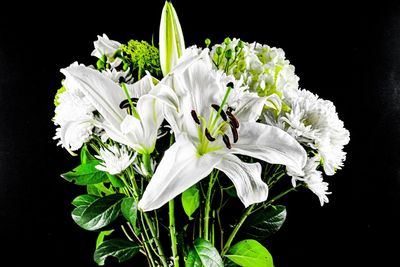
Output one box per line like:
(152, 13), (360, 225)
(53, 1), (350, 266)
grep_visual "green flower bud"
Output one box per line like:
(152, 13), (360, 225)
(100, 54), (107, 63)
(205, 38), (211, 48)
(238, 40), (244, 49)
(216, 46), (223, 55)
(225, 49), (233, 59)
(224, 37), (231, 45)
(96, 59), (105, 70)
(123, 62), (130, 71)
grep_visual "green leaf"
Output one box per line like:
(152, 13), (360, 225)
(61, 160), (108, 185)
(121, 197), (139, 234)
(72, 194), (125, 231)
(186, 238), (223, 267)
(186, 248), (202, 267)
(94, 239), (140, 266)
(107, 173), (125, 188)
(226, 239), (273, 267)
(87, 184), (103, 196)
(243, 205), (287, 240)
(181, 185), (200, 219)
(72, 194), (99, 207)
(96, 230), (114, 248)
(80, 144), (95, 164)
(87, 183), (115, 196)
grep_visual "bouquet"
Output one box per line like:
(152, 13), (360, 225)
(53, 1), (350, 266)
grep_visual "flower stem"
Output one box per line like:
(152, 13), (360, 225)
(221, 205), (254, 256)
(203, 171), (218, 241)
(121, 83), (140, 119)
(143, 212), (169, 267)
(169, 199), (179, 267)
(222, 184), (302, 256)
(142, 153), (153, 176)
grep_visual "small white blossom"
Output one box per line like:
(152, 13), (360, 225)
(102, 68), (132, 84)
(267, 89), (350, 175)
(91, 34), (122, 67)
(96, 145), (136, 175)
(289, 156), (331, 206)
(54, 63), (96, 153)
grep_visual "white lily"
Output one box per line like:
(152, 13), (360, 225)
(138, 53), (307, 211)
(61, 65), (163, 154)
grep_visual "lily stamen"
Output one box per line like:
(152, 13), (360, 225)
(211, 104), (227, 121)
(191, 110), (201, 124)
(222, 134), (232, 149)
(119, 98), (138, 109)
(231, 125), (239, 143)
(205, 128), (216, 141)
(226, 110), (239, 128)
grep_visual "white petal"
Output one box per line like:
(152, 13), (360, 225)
(120, 115), (142, 135)
(126, 74), (153, 98)
(234, 94), (266, 122)
(216, 154), (268, 207)
(136, 95), (163, 152)
(61, 65), (125, 130)
(230, 122), (307, 175)
(138, 136), (220, 211)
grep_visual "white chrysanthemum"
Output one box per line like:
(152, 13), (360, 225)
(269, 89), (350, 175)
(211, 39), (299, 112)
(96, 145), (136, 175)
(54, 63), (96, 152)
(91, 34), (122, 67)
(289, 156), (330, 206)
(102, 68), (132, 84)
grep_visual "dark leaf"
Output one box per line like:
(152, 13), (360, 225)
(94, 239), (140, 266)
(243, 205), (287, 240)
(72, 194), (125, 231)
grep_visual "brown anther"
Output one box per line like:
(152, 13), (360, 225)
(191, 110), (201, 124)
(119, 98), (138, 109)
(205, 128), (215, 141)
(231, 125), (239, 143)
(222, 134), (232, 149)
(226, 110), (239, 128)
(211, 104), (227, 121)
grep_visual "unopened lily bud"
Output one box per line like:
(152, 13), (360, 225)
(159, 1), (185, 76)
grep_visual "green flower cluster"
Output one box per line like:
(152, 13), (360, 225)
(120, 40), (162, 80)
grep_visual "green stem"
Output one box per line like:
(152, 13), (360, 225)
(121, 82), (140, 119)
(143, 212), (169, 267)
(222, 205), (254, 256)
(203, 171), (218, 241)
(142, 153), (153, 176)
(222, 184), (302, 255)
(141, 233), (156, 267)
(169, 200), (179, 267)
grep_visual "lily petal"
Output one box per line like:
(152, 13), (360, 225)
(136, 95), (163, 152)
(216, 154), (268, 207)
(126, 74), (153, 98)
(138, 136), (220, 211)
(61, 65), (125, 130)
(230, 122), (307, 175)
(234, 94), (266, 122)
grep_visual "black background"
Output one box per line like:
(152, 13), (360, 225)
(1, 1), (399, 266)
